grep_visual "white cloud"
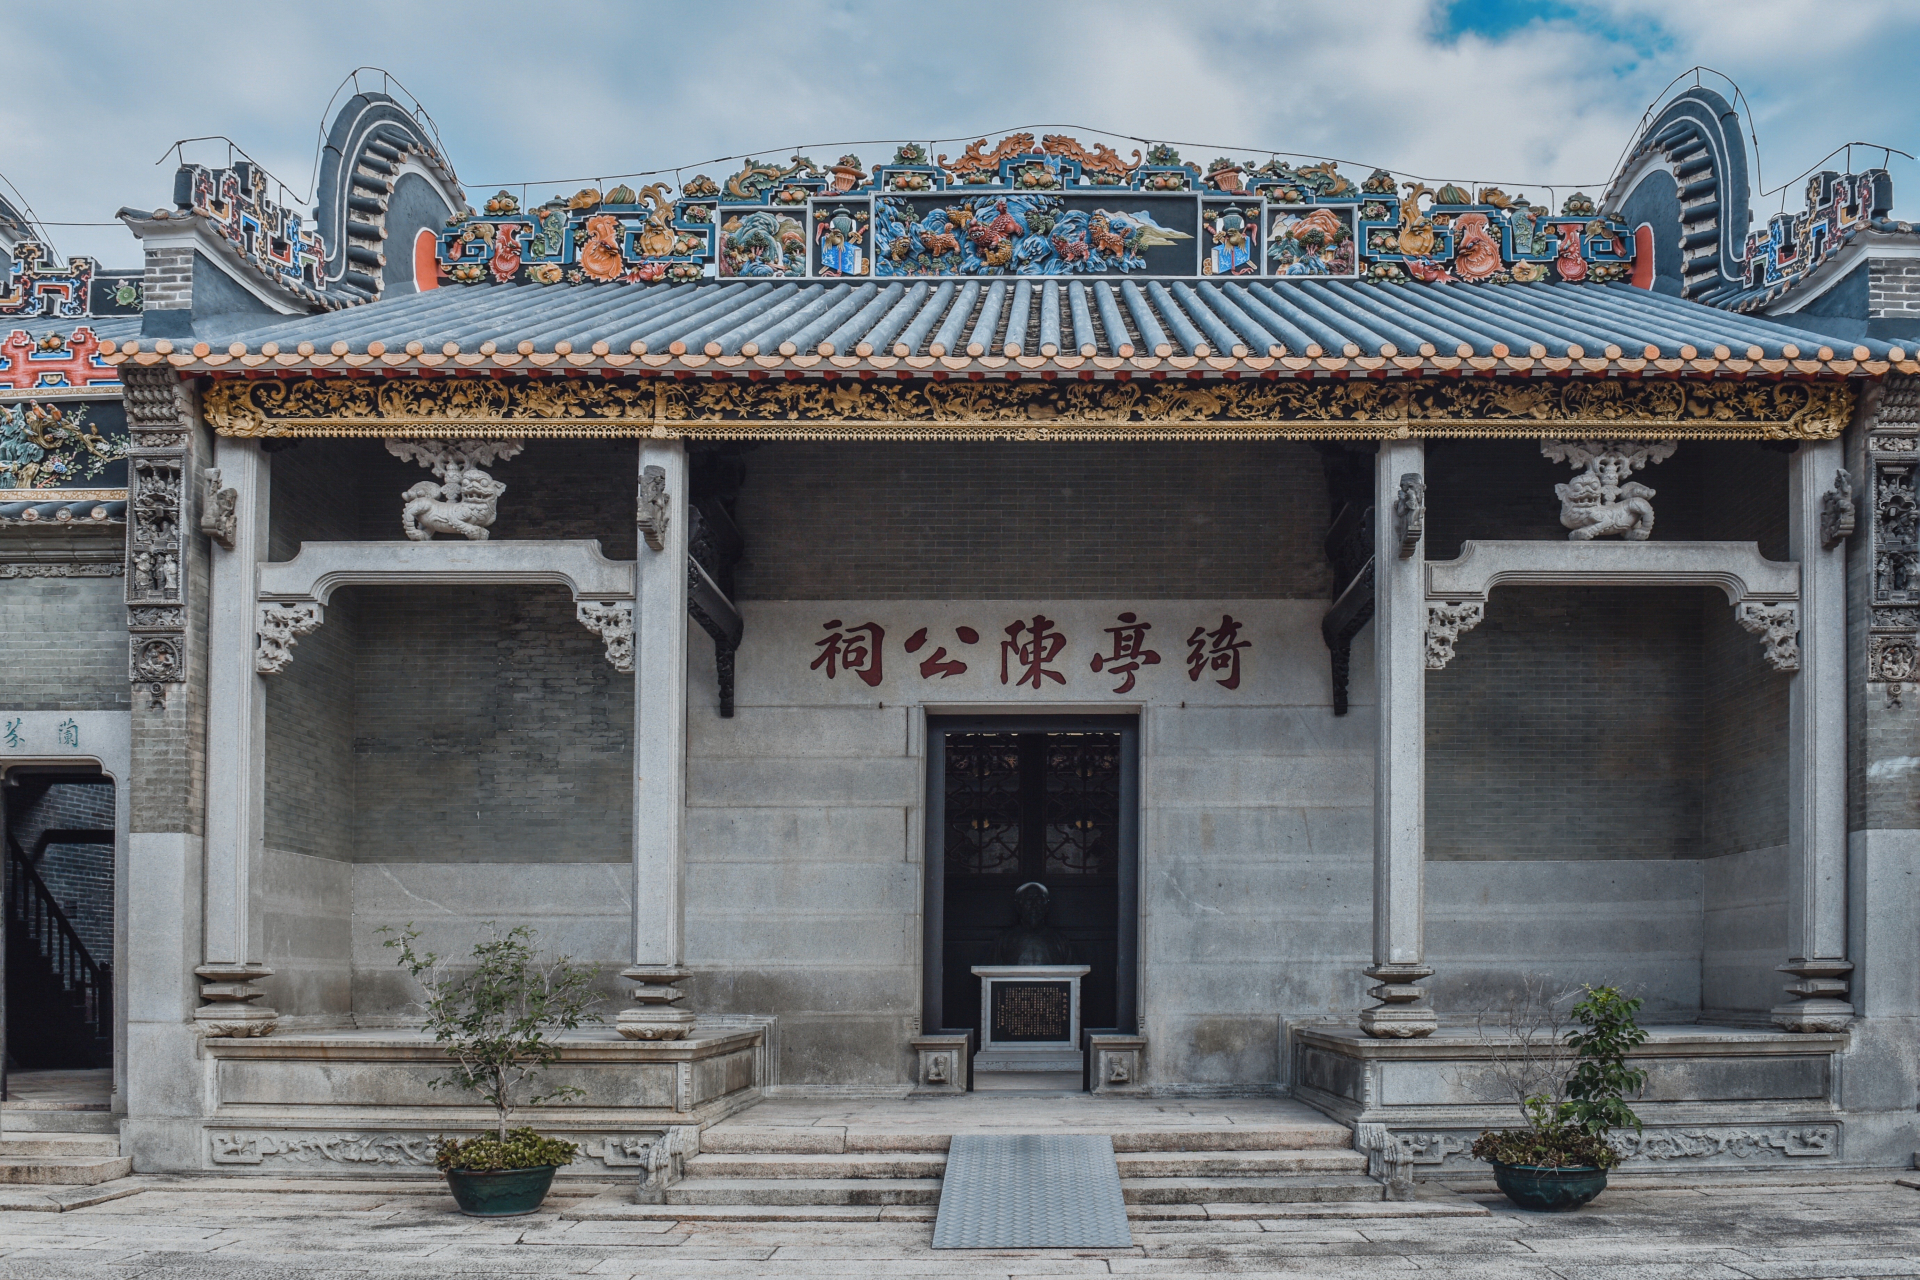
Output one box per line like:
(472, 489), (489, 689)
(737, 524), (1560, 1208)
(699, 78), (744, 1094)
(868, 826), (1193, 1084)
(6, 0), (1916, 267)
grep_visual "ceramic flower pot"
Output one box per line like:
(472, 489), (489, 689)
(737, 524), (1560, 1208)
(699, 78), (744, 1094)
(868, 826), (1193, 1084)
(444, 1164), (558, 1217)
(1489, 1162), (1608, 1211)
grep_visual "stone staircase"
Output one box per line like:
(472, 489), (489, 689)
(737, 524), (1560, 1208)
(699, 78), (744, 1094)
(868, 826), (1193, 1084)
(638, 1107), (1380, 1219)
(0, 1135), (130, 1186)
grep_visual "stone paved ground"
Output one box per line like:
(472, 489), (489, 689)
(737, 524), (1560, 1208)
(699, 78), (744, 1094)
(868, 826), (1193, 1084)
(0, 1177), (1917, 1278)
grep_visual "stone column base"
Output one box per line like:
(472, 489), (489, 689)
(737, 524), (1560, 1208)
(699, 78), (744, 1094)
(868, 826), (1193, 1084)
(1358, 1007), (1437, 1038)
(617, 966), (694, 1041)
(193, 964), (277, 1037)
(1774, 960), (1853, 1032)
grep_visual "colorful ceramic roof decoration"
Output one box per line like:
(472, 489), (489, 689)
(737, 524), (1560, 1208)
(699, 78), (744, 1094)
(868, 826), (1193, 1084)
(429, 136), (1638, 290)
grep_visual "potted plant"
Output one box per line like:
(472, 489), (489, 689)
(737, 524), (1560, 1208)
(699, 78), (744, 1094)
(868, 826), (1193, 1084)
(1470, 982), (1649, 1212)
(382, 923), (602, 1217)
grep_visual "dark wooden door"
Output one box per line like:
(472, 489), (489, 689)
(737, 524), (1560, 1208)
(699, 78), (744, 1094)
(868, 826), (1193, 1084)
(927, 720), (1137, 1043)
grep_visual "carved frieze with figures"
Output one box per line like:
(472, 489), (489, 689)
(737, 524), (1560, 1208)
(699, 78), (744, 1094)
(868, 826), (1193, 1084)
(202, 375), (1853, 444)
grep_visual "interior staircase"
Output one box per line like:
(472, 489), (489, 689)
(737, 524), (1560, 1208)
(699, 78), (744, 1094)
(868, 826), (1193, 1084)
(5, 833), (113, 1071)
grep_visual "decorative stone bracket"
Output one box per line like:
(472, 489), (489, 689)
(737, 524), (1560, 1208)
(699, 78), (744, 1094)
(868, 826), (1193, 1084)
(1424, 602), (1483, 669)
(1424, 540), (1802, 671)
(200, 467), (237, 550)
(576, 602), (634, 674)
(252, 541), (636, 675)
(637, 465), (670, 551)
(1391, 473), (1424, 558)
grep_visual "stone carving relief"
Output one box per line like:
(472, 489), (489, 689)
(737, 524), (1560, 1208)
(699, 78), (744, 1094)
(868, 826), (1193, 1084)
(1350, 1124), (1835, 1174)
(576, 601), (635, 673)
(1541, 438), (1677, 540)
(1735, 601), (1801, 672)
(0, 561), (123, 578)
(1819, 468), (1855, 550)
(209, 1128), (699, 1182)
(255, 603), (324, 675)
(1425, 601), (1484, 669)
(1869, 377), (1919, 707)
(1392, 472), (1425, 558)
(384, 439), (523, 540)
(1609, 1125), (1836, 1162)
(121, 365), (192, 705)
(637, 464), (670, 551)
(199, 467), (237, 549)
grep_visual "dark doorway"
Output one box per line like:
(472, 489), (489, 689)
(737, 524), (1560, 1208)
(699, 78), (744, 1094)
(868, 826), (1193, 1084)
(924, 717), (1138, 1051)
(1, 773), (115, 1076)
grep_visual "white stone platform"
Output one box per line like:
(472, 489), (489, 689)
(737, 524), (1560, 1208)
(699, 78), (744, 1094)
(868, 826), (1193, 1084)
(177, 1026), (762, 1178)
(1294, 1022), (1852, 1176)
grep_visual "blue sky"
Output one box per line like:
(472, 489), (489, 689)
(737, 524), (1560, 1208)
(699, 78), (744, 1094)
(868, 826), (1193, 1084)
(7, 0), (1919, 266)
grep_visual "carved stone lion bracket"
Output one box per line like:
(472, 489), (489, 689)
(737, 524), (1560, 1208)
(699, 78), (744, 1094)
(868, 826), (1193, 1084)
(1542, 439), (1677, 540)
(385, 439), (523, 541)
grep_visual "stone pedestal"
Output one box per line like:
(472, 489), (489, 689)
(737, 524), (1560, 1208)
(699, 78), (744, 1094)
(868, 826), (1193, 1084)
(972, 964), (1088, 1073)
(910, 1033), (973, 1094)
(1087, 1034), (1147, 1094)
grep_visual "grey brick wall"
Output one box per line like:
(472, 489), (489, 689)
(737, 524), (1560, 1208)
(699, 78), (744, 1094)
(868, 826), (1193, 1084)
(142, 246), (193, 312)
(1427, 586), (1707, 860)
(1700, 444), (1790, 856)
(349, 586), (633, 863)
(263, 591), (357, 862)
(1870, 258), (1920, 322)
(0, 574), (130, 711)
(730, 443), (1331, 600)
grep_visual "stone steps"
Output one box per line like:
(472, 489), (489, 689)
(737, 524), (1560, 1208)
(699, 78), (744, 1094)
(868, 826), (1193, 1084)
(0, 1136), (118, 1157)
(1122, 1175), (1382, 1205)
(682, 1148), (1367, 1181)
(667, 1177), (945, 1206)
(698, 1122), (1353, 1155)
(0, 1154), (133, 1186)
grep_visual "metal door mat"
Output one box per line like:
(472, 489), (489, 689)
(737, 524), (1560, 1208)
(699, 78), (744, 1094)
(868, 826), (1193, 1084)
(931, 1133), (1132, 1249)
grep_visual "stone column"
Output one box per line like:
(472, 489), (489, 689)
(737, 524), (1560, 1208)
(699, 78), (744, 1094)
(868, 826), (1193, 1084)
(1362, 439), (1436, 1037)
(1775, 438), (1853, 1031)
(195, 437), (276, 1036)
(617, 441), (695, 1039)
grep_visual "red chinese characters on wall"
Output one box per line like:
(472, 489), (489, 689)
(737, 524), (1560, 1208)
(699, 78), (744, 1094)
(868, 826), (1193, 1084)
(812, 619), (885, 687)
(808, 611), (1254, 694)
(905, 625), (979, 679)
(1001, 615), (1068, 689)
(1089, 612), (1161, 693)
(1186, 614), (1250, 690)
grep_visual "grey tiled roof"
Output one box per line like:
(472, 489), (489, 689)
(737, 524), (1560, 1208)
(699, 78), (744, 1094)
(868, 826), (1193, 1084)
(110, 278), (1912, 378)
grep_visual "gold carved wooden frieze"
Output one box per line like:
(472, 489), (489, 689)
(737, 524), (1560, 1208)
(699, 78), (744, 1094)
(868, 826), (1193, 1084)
(202, 373), (1853, 443)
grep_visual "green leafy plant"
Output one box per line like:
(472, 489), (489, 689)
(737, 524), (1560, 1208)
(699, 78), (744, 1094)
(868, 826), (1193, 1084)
(1469, 981), (1649, 1171)
(433, 1128), (580, 1174)
(381, 922), (603, 1165)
